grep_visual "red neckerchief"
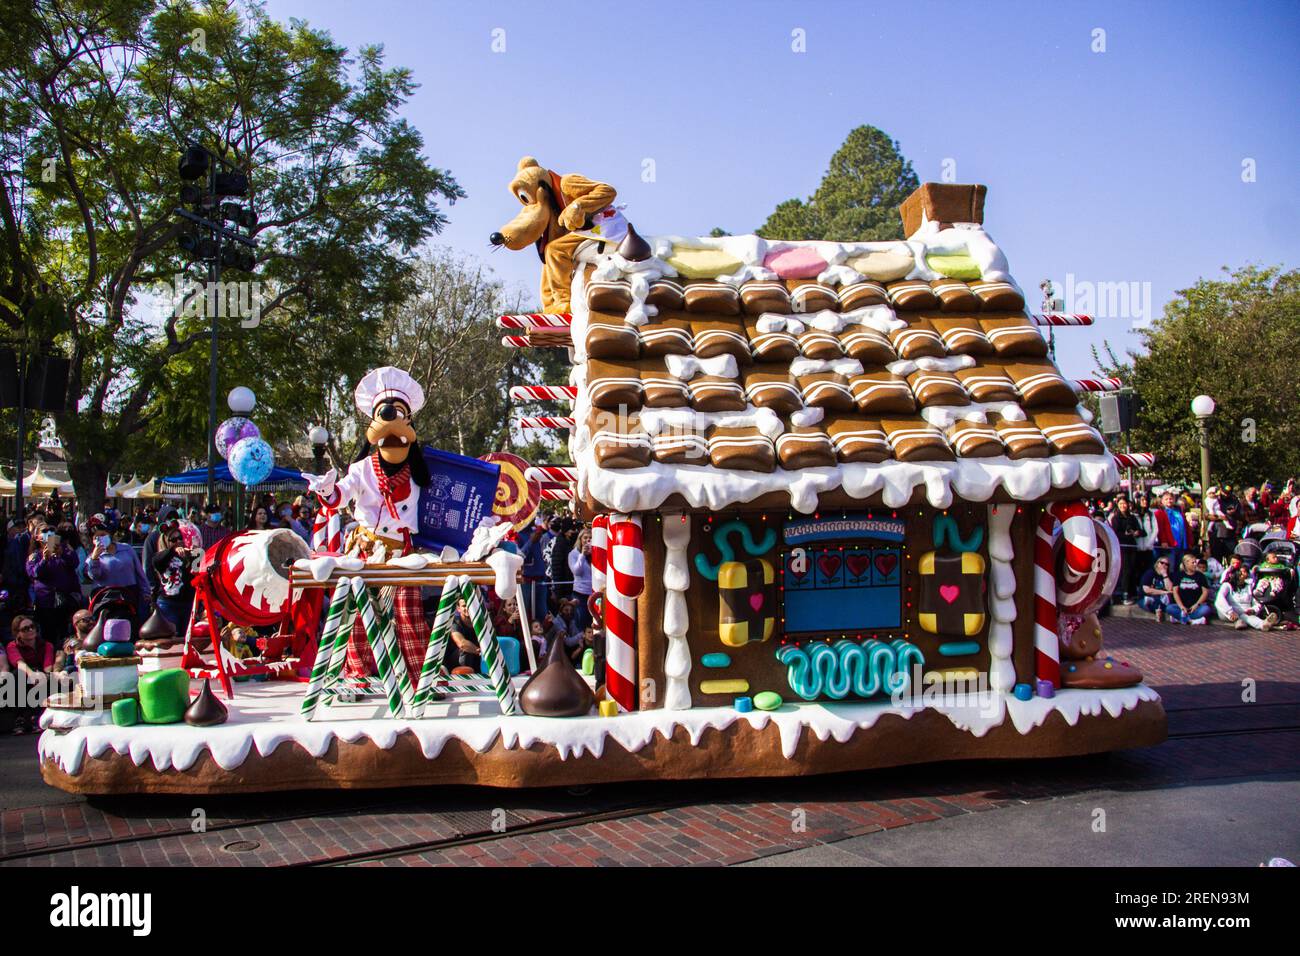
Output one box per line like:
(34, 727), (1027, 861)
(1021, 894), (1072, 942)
(371, 453), (411, 520)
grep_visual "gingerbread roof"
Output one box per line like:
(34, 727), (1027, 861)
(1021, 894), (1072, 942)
(563, 184), (1120, 514)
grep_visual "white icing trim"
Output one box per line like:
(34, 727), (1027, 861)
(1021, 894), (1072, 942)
(578, 448), (1120, 516)
(790, 406), (825, 427)
(790, 356), (864, 378)
(37, 680), (1162, 772)
(638, 405), (785, 441)
(986, 503), (1018, 692)
(665, 353), (738, 381)
(662, 514), (692, 711)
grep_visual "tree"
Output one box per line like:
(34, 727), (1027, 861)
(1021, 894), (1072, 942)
(0, 0), (463, 513)
(378, 248), (571, 469)
(757, 126), (918, 241)
(1092, 265), (1300, 487)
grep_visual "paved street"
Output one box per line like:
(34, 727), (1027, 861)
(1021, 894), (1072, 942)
(3, 614), (1296, 867)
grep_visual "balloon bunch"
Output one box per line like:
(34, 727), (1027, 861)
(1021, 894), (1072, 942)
(216, 414), (275, 486)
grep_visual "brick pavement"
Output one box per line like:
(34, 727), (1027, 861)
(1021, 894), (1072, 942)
(3, 616), (1296, 867)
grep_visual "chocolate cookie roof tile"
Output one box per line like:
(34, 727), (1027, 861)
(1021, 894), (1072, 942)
(557, 183), (1119, 513)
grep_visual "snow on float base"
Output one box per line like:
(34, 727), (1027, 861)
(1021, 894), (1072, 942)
(39, 679), (1162, 789)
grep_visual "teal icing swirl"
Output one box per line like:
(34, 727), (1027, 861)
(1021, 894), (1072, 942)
(932, 514), (984, 553)
(777, 639), (923, 701)
(695, 518), (778, 580)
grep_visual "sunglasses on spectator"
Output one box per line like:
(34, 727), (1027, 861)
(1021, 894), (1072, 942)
(16, 623), (37, 633)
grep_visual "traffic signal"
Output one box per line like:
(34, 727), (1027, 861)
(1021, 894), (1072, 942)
(178, 145), (209, 180)
(214, 171), (248, 197)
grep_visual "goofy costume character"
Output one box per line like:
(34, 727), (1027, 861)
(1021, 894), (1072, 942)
(305, 367), (431, 682)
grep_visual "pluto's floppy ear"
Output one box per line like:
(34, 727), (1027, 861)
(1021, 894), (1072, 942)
(408, 444), (431, 487)
(517, 156), (540, 172)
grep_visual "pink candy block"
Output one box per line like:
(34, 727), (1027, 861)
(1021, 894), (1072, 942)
(763, 246), (828, 279)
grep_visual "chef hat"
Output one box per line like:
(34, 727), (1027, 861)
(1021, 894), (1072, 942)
(354, 366), (425, 417)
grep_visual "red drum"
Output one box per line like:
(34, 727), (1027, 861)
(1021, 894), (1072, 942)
(199, 529), (310, 627)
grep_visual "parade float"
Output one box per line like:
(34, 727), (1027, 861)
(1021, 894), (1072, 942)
(39, 173), (1165, 794)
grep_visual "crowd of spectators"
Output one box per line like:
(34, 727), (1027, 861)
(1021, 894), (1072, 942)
(1087, 479), (1300, 632)
(1, 492), (318, 733)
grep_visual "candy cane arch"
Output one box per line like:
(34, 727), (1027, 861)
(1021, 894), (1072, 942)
(510, 385), (578, 402)
(604, 514), (643, 712)
(1033, 512), (1062, 689)
(497, 313), (573, 329)
(311, 504), (342, 553)
(590, 515), (609, 594)
(1051, 500), (1104, 617)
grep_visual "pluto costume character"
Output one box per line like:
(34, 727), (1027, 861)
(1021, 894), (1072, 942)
(305, 367), (432, 681)
(489, 156), (648, 313)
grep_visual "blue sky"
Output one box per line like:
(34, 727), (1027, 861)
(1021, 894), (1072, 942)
(264, 0), (1298, 376)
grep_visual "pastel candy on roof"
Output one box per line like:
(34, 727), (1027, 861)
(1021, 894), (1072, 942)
(763, 245), (828, 279)
(665, 245), (743, 278)
(845, 248), (913, 281)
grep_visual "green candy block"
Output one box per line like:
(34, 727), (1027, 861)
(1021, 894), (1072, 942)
(753, 691), (783, 712)
(111, 698), (138, 727)
(580, 648), (595, 676)
(138, 668), (191, 724)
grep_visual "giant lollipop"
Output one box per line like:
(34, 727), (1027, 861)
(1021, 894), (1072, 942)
(228, 436), (275, 486)
(216, 417), (261, 459)
(479, 452), (540, 531)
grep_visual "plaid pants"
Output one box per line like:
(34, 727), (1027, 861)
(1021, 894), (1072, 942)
(344, 585), (427, 682)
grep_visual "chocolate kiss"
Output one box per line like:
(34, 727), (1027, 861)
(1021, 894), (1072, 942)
(81, 616), (104, 652)
(140, 607), (177, 641)
(184, 678), (228, 727)
(617, 223), (652, 262)
(519, 636), (596, 718)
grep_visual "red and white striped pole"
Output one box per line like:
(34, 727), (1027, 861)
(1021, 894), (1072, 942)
(497, 313), (573, 329)
(1030, 313), (1093, 326)
(525, 465), (579, 483)
(604, 514), (643, 712)
(590, 514), (609, 594)
(538, 488), (574, 501)
(1071, 377), (1124, 392)
(515, 416), (576, 430)
(1112, 452), (1155, 469)
(509, 385), (578, 403)
(1033, 511), (1062, 688)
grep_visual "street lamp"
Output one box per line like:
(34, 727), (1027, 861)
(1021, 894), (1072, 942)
(228, 386), (256, 414)
(227, 386), (256, 530)
(308, 425), (329, 474)
(1192, 395), (1215, 554)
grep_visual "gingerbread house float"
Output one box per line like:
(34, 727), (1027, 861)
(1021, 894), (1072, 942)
(38, 182), (1164, 795)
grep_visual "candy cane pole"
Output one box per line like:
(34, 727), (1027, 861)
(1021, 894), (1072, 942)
(1071, 377), (1124, 392)
(1113, 452), (1155, 469)
(604, 514), (643, 712)
(1030, 313), (1094, 326)
(509, 385), (578, 402)
(538, 488), (574, 501)
(497, 313), (573, 329)
(525, 466), (579, 483)
(1033, 512), (1062, 689)
(515, 416), (576, 430)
